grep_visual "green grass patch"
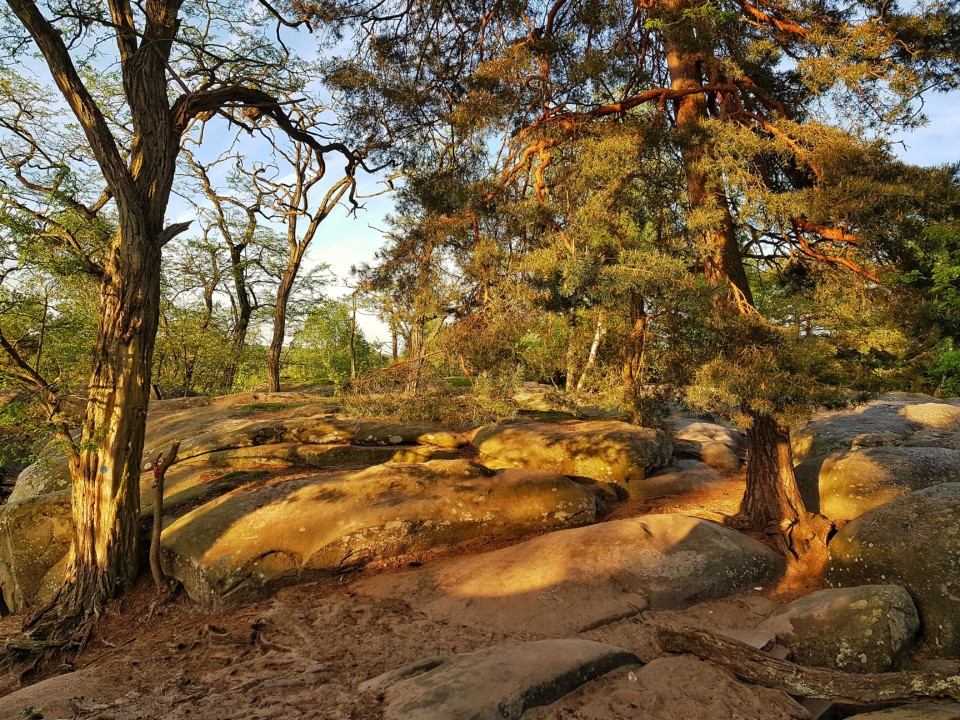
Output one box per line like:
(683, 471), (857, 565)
(446, 377), (473, 388)
(238, 402), (301, 413)
(211, 469), (270, 493)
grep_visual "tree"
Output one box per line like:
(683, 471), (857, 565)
(292, 297), (380, 385)
(0, 0), (364, 649)
(328, 0), (959, 556)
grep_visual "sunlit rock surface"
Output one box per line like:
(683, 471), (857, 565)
(798, 446), (960, 521)
(473, 420), (672, 498)
(358, 514), (785, 636)
(161, 459), (598, 608)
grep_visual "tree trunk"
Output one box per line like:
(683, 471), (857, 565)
(222, 245), (254, 394)
(621, 294), (648, 395)
(660, 5), (825, 558)
(267, 264), (299, 393)
(60, 220), (162, 626)
(349, 293), (357, 380)
(405, 315), (426, 393)
(576, 311), (606, 392)
(661, 2), (753, 306)
(740, 412), (827, 559)
(564, 308), (579, 393)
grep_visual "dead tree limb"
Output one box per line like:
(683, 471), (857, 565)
(150, 440), (181, 593)
(657, 626), (960, 704)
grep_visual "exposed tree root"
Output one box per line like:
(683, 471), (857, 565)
(658, 626), (960, 704)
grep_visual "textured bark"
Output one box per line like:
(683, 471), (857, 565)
(740, 412), (827, 558)
(621, 294), (648, 393)
(659, 627), (960, 704)
(267, 256), (301, 393)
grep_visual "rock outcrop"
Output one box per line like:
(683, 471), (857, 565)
(358, 514), (785, 635)
(161, 459), (598, 608)
(804, 446), (960, 521)
(825, 483), (960, 657)
(758, 585), (919, 672)
(360, 639), (638, 720)
(473, 420), (671, 498)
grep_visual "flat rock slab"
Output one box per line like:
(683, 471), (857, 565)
(792, 395), (960, 462)
(358, 514), (784, 636)
(360, 639), (638, 720)
(825, 483), (960, 657)
(473, 420), (671, 497)
(161, 459), (597, 608)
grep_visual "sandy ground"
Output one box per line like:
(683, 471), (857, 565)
(0, 475), (827, 720)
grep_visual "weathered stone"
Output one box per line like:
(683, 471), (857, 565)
(0, 491), (72, 614)
(792, 395), (960, 462)
(161, 459), (597, 608)
(758, 585), (919, 672)
(640, 459), (731, 500)
(672, 419), (743, 475)
(473, 420), (671, 497)
(360, 639), (639, 720)
(804, 447), (960, 522)
(358, 514), (785, 636)
(825, 483), (960, 658)
(846, 705), (960, 719)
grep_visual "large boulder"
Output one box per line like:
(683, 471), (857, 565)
(803, 447), (960, 522)
(360, 639), (638, 720)
(825, 483), (960, 657)
(672, 419), (743, 475)
(758, 585), (919, 672)
(472, 420), (671, 498)
(161, 459), (598, 608)
(0, 491), (72, 615)
(9, 391), (469, 504)
(792, 395), (960, 462)
(358, 514), (785, 636)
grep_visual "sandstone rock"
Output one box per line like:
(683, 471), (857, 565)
(358, 514), (785, 636)
(473, 420), (671, 497)
(161, 459), (597, 608)
(638, 459), (730, 500)
(792, 396), (960, 462)
(804, 447), (960, 522)
(758, 585), (919, 672)
(825, 483), (960, 657)
(9, 391), (468, 503)
(0, 491), (72, 614)
(846, 705), (960, 719)
(672, 419), (743, 475)
(8, 453), (71, 503)
(360, 639), (639, 720)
